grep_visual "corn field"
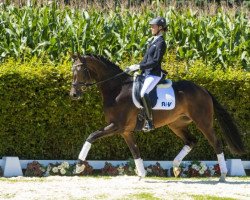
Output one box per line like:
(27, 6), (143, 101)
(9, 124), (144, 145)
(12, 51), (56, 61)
(0, 2), (249, 70)
(2, 0), (250, 8)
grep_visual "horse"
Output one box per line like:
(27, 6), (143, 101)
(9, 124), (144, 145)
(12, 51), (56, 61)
(70, 54), (245, 182)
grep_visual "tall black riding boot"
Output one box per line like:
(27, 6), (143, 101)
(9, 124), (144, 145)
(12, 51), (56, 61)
(141, 93), (154, 131)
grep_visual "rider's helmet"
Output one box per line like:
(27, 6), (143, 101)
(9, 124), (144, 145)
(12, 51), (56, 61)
(149, 17), (167, 30)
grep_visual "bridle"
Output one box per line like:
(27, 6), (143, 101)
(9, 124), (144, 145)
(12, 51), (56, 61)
(71, 62), (93, 88)
(71, 60), (126, 89)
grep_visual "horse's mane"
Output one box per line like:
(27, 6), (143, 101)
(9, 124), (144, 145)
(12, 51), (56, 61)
(86, 54), (123, 72)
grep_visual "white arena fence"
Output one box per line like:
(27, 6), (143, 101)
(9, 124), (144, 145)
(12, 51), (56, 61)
(0, 157), (249, 177)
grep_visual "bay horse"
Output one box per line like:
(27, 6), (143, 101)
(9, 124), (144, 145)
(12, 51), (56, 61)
(70, 54), (245, 182)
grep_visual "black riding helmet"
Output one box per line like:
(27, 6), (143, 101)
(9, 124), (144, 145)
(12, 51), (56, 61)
(149, 17), (167, 30)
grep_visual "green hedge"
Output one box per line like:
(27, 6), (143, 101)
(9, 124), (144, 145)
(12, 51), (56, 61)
(0, 56), (249, 160)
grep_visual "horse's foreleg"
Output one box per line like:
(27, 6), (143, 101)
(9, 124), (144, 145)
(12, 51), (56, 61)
(173, 145), (192, 167)
(173, 145), (192, 177)
(122, 133), (146, 178)
(75, 123), (119, 174)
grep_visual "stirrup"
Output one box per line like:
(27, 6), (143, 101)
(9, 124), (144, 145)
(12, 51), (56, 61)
(142, 120), (154, 132)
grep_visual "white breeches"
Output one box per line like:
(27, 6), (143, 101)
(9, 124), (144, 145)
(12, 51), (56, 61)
(140, 75), (162, 98)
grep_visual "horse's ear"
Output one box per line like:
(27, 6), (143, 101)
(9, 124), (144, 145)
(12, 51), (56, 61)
(77, 52), (82, 59)
(69, 52), (78, 60)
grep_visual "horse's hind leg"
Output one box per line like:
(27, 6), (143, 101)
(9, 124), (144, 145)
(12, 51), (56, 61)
(186, 89), (228, 181)
(191, 102), (227, 181)
(195, 122), (227, 182)
(168, 119), (197, 177)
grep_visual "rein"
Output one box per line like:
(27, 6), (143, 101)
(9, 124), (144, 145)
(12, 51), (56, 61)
(72, 62), (126, 88)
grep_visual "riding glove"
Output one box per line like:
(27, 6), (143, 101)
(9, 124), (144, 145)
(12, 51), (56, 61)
(125, 64), (140, 73)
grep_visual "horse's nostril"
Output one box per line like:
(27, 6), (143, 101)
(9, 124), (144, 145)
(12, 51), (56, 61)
(70, 90), (77, 97)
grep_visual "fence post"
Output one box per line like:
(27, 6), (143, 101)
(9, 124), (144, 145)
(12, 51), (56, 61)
(227, 159), (246, 176)
(3, 157), (23, 177)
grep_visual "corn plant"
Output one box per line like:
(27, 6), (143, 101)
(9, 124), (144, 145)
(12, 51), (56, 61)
(0, 3), (249, 70)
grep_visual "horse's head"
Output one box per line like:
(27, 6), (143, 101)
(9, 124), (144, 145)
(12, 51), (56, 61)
(70, 54), (127, 100)
(70, 54), (93, 100)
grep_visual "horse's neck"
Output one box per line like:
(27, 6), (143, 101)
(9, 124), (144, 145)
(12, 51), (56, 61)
(98, 75), (131, 95)
(90, 60), (120, 81)
(89, 58), (132, 102)
(98, 75), (132, 106)
(90, 59), (126, 87)
(94, 66), (133, 104)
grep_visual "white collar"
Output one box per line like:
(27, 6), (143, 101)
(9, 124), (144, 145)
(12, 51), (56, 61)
(152, 33), (162, 43)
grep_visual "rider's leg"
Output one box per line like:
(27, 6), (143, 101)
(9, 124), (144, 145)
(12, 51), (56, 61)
(140, 75), (161, 130)
(140, 75), (162, 97)
(141, 94), (154, 129)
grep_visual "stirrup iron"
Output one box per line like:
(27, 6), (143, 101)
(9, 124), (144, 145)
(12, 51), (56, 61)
(142, 120), (154, 132)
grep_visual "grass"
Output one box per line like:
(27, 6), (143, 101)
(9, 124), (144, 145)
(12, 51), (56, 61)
(123, 192), (161, 200)
(0, 194), (16, 199)
(0, 175), (113, 183)
(82, 175), (112, 179)
(94, 194), (109, 199)
(191, 195), (236, 200)
(0, 177), (48, 182)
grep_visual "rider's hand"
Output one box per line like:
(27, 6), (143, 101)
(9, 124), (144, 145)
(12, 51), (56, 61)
(125, 64), (140, 73)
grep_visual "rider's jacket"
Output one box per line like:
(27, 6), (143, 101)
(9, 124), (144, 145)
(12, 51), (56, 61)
(139, 35), (166, 77)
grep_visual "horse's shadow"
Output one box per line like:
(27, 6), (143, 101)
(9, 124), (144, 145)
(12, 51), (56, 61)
(144, 179), (250, 185)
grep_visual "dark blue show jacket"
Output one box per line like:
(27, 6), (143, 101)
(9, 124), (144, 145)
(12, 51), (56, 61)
(139, 35), (166, 77)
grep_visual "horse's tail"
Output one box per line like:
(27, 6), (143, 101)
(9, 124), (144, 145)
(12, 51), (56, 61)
(208, 91), (245, 155)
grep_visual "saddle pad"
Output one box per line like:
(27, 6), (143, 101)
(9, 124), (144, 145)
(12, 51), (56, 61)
(152, 86), (175, 110)
(132, 76), (176, 110)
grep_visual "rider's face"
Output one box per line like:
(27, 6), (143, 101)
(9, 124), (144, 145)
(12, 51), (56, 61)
(151, 24), (160, 36)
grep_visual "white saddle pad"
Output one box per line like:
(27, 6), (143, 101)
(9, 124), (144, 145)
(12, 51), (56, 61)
(132, 83), (176, 110)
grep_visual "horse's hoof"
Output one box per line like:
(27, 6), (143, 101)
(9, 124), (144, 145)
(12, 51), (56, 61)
(219, 173), (227, 182)
(173, 167), (181, 177)
(75, 163), (86, 174)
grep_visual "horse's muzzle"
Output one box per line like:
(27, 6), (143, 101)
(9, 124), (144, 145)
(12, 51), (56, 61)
(70, 87), (82, 100)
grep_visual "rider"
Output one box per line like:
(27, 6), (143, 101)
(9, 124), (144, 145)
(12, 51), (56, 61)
(125, 16), (167, 131)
